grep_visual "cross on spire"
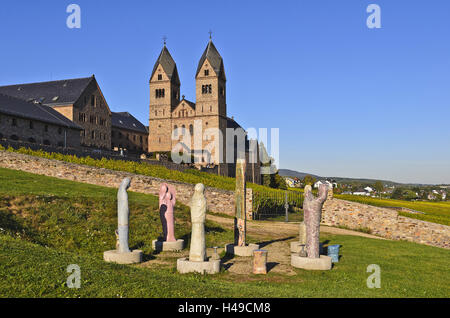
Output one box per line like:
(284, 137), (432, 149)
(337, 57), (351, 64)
(162, 36), (167, 46)
(208, 30), (213, 40)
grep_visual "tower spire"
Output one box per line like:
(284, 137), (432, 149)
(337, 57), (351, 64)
(208, 30), (212, 41)
(162, 35), (167, 46)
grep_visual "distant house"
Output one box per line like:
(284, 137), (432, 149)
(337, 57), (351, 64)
(353, 188), (370, 196)
(364, 186), (374, 193)
(314, 180), (336, 189)
(285, 177), (295, 188)
(0, 93), (82, 148)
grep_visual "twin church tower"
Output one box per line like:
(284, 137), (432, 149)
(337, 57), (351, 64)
(148, 38), (230, 166)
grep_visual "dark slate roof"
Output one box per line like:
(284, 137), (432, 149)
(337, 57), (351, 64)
(226, 116), (243, 130)
(111, 112), (148, 134)
(196, 40), (226, 80)
(150, 46), (180, 85)
(0, 76), (94, 106)
(0, 93), (82, 129)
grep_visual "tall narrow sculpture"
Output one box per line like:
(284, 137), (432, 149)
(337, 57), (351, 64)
(303, 184), (328, 258)
(189, 183), (207, 262)
(152, 183), (184, 252)
(117, 177), (131, 253)
(291, 184), (331, 270)
(225, 159), (259, 256)
(104, 177), (142, 264)
(177, 183), (220, 274)
(235, 158), (246, 246)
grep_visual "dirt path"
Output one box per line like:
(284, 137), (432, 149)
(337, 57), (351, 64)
(206, 214), (386, 241)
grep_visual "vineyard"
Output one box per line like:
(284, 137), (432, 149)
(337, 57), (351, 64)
(252, 189), (304, 220)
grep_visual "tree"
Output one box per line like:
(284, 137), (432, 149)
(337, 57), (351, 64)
(373, 181), (384, 197)
(302, 175), (316, 186)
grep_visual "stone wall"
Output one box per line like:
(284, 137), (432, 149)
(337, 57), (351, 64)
(322, 197), (449, 249)
(0, 150), (252, 218)
(0, 113), (80, 148)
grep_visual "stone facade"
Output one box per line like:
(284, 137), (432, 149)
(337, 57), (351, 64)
(322, 197), (449, 249)
(148, 41), (260, 181)
(0, 113), (80, 148)
(0, 76), (112, 150)
(0, 150), (253, 217)
(111, 127), (148, 153)
(66, 79), (111, 149)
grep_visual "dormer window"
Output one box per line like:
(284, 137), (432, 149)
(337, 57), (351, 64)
(204, 69), (209, 76)
(158, 74), (162, 80)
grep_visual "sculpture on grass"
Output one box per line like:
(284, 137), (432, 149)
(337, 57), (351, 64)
(188, 183), (207, 262)
(152, 183), (184, 252)
(303, 184), (328, 258)
(177, 183), (220, 274)
(290, 183), (331, 270)
(103, 177), (142, 264)
(225, 158), (259, 256)
(159, 183), (177, 242)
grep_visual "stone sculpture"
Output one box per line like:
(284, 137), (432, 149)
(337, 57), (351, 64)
(253, 249), (268, 274)
(225, 159), (259, 256)
(291, 184), (332, 270)
(152, 183), (184, 252)
(177, 183), (220, 274)
(304, 184), (328, 258)
(290, 221), (307, 254)
(104, 177), (142, 264)
(188, 183), (207, 261)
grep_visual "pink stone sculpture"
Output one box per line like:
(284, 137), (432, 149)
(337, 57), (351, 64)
(303, 184), (328, 259)
(159, 183), (177, 242)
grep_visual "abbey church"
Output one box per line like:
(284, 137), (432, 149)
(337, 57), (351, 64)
(148, 38), (260, 182)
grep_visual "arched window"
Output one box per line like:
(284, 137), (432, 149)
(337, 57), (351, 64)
(174, 125), (178, 137)
(189, 124), (193, 136)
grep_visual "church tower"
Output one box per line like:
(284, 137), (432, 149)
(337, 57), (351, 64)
(148, 44), (180, 152)
(195, 38), (228, 165)
(195, 38), (226, 118)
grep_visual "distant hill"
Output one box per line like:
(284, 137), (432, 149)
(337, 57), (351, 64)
(278, 169), (321, 180)
(278, 169), (402, 186)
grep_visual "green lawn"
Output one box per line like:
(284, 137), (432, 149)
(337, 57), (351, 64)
(0, 167), (449, 298)
(335, 194), (450, 226)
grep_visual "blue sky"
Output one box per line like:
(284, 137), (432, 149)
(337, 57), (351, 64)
(0, 0), (449, 184)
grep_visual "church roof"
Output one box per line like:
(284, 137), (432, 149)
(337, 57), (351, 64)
(0, 76), (94, 106)
(111, 111), (148, 134)
(0, 93), (82, 129)
(196, 40), (225, 80)
(150, 46), (180, 85)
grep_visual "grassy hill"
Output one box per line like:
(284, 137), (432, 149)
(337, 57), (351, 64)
(0, 167), (449, 297)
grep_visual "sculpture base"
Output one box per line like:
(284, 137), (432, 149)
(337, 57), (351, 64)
(291, 254), (332, 270)
(225, 243), (260, 256)
(290, 242), (323, 254)
(176, 257), (221, 274)
(103, 249), (143, 264)
(152, 239), (184, 252)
